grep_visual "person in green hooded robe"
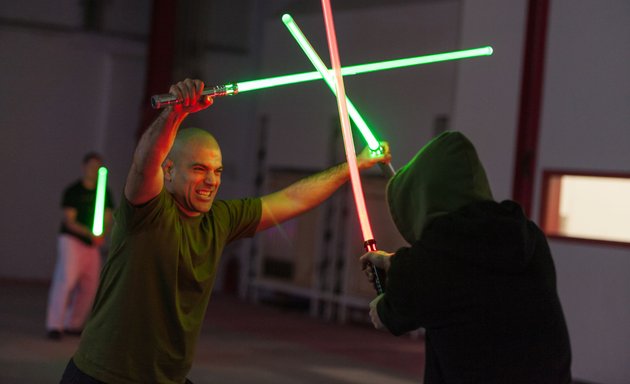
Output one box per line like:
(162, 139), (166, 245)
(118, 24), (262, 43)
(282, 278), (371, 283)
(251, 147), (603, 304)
(360, 131), (572, 383)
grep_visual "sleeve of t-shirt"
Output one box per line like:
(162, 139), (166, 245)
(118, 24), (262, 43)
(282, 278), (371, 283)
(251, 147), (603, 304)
(113, 189), (170, 234)
(215, 198), (262, 243)
(61, 185), (77, 209)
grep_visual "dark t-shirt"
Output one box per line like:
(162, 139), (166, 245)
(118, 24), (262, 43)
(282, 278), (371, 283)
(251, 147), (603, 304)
(59, 180), (115, 245)
(73, 189), (262, 384)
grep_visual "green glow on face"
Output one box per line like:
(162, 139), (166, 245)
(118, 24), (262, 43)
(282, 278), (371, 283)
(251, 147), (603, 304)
(236, 44), (493, 93)
(92, 166), (108, 236)
(282, 14), (381, 151)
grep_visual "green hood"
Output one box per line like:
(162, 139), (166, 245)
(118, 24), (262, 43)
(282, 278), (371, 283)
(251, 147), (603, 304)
(386, 131), (494, 244)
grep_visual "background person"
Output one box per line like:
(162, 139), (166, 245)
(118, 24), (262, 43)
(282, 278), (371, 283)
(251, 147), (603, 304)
(46, 152), (114, 340)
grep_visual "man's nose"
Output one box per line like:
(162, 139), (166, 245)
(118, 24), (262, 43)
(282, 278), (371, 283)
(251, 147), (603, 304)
(205, 172), (218, 185)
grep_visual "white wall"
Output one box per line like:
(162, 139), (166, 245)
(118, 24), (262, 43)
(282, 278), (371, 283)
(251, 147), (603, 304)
(0, 4), (147, 280)
(453, 0), (528, 201)
(534, 1), (630, 383)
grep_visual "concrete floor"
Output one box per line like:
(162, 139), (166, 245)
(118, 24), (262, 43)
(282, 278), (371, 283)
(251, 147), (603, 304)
(0, 281), (424, 383)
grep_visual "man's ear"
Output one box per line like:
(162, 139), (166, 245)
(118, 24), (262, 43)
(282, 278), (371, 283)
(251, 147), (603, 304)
(162, 159), (174, 181)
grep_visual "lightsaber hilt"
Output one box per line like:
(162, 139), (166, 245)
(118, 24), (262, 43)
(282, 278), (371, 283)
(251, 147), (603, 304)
(378, 163), (396, 178)
(151, 82), (239, 109)
(364, 239), (386, 295)
(369, 146), (395, 178)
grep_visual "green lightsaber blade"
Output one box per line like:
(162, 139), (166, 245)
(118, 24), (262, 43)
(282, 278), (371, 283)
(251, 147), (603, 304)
(282, 14), (381, 151)
(151, 46), (493, 108)
(92, 166), (108, 236)
(238, 45), (492, 92)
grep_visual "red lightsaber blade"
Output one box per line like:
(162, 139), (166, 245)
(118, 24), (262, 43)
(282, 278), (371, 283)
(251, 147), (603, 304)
(320, 0), (384, 294)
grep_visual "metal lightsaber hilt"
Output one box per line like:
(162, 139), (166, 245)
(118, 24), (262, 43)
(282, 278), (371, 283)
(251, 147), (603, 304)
(150, 82), (239, 109)
(364, 239), (386, 294)
(370, 147), (396, 179)
(378, 163), (395, 178)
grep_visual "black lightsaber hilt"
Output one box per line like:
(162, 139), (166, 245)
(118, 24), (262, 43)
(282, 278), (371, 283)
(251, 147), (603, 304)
(150, 82), (238, 109)
(364, 239), (386, 295)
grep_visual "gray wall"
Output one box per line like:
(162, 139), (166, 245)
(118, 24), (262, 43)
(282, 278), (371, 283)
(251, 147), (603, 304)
(535, 1), (630, 382)
(0, 5), (147, 279)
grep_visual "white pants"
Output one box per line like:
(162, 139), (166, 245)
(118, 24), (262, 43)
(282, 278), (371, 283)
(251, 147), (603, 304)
(46, 234), (102, 331)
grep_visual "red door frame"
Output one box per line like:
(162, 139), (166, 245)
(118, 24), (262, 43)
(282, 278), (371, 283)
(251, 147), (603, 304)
(512, 0), (550, 217)
(136, 0), (177, 141)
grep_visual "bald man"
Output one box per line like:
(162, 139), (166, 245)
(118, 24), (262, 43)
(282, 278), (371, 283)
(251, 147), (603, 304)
(61, 79), (391, 384)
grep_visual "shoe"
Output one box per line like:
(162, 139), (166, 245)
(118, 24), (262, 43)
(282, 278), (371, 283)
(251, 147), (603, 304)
(64, 328), (83, 336)
(47, 330), (62, 340)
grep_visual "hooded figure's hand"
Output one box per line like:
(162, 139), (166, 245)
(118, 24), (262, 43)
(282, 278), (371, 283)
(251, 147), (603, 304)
(360, 250), (393, 283)
(369, 294), (387, 330)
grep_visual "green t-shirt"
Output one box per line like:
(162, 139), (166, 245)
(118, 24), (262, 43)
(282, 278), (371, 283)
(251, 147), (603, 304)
(73, 189), (261, 384)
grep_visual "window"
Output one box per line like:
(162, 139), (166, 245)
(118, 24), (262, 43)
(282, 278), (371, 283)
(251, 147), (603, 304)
(540, 170), (630, 246)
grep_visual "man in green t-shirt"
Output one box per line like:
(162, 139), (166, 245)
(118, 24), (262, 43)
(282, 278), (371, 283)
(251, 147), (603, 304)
(61, 78), (391, 384)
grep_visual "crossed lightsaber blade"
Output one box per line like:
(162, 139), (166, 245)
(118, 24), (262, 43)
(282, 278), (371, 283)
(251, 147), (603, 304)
(316, 0), (387, 294)
(150, 10), (493, 294)
(151, 41), (492, 181)
(150, 42), (493, 184)
(151, 46), (493, 110)
(283, 11), (388, 293)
